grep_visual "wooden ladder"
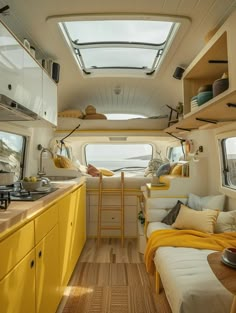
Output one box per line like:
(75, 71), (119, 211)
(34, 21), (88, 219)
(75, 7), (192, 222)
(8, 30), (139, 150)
(97, 172), (124, 246)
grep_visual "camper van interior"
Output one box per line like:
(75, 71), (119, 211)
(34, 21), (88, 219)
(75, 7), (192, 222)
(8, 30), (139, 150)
(1, 0), (236, 312)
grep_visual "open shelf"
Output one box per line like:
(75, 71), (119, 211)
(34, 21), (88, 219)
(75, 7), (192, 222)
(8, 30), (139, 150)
(165, 11), (236, 133)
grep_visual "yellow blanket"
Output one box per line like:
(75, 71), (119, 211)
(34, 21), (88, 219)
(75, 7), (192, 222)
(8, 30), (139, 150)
(144, 229), (236, 274)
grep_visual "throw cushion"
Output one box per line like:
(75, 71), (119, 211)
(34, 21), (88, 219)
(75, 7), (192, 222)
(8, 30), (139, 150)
(99, 168), (114, 176)
(87, 164), (100, 177)
(161, 200), (183, 225)
(58, 155), (76, 169)
(172, 204), (219, 233)
(188, 193), (225, 211)
(170, 164), (182, 176)
(215, 210), (236, 233)
(53, 157), (62, 168)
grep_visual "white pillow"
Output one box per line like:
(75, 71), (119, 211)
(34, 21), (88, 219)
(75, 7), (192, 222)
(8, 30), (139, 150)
(188, 193), (225, 211)
(214, 210), (236, 233)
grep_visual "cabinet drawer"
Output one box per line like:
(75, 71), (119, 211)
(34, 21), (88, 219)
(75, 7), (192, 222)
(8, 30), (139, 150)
(0, 221), (34, 280)
(35, 203), (58, 244)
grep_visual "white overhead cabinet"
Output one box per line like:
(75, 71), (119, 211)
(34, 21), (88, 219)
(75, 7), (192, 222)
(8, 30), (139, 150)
(0, 21), (57, 126)
(42, 71), (57, 126)
(0, 22), (24, 105)
(23, 50), (43, 116)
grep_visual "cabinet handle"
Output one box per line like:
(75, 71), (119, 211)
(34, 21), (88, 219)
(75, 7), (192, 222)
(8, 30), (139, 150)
(8, 84), (12, 90)
(44, 111), (47, 116)
(30, 260), (35, 268)
(38, 250), (42, 258)
(71, 222), (73, 226)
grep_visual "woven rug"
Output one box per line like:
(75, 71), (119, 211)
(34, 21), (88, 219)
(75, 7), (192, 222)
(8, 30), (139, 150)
(61, 262), (172, 313)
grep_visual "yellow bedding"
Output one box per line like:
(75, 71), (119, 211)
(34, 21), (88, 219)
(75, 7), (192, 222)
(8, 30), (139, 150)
(144, 229), (236, 274)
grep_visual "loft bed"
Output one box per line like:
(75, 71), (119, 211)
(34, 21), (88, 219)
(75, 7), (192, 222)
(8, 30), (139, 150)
(56, 116), (169, 133)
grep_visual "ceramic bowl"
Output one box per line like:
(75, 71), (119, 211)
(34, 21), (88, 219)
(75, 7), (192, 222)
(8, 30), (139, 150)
(223, 247), (236, 264)
(213, 78), (229, 97)
(197, 91), (213, 106)
(22, 180), (42, 191)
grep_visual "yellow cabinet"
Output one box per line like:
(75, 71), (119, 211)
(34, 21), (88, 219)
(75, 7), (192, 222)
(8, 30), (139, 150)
(58, 184), (86, 290)
(71, 184), (86, 268)
(0, 249), (36, 313)
(0, 183), (86, 313)
(0, 221), (34, 280)
(34, 203), (60, 313)
(58, 192), (75, 288)
(35, 225), (60, 313)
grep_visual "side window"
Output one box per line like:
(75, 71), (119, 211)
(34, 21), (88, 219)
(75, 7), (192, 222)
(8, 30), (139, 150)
(221, 137), (236, 188)
(0, 130), (26, 181)
(168, 145), (184, 162)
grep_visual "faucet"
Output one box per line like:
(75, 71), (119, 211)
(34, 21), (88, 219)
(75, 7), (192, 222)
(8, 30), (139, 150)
(38, 148), (53, 177)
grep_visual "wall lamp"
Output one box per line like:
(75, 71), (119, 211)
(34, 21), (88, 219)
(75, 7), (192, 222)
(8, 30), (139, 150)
(173, 66), (185, 80)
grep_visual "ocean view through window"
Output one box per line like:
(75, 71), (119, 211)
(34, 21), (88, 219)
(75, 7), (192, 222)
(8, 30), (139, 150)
(85, 144), (152, 171)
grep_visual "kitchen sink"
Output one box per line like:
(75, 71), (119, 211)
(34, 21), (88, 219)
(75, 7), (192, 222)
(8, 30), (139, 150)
(45, 176), (78, 181)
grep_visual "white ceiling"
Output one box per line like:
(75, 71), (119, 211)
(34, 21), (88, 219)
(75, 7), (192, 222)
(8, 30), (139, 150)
(0, 0), (236, 117)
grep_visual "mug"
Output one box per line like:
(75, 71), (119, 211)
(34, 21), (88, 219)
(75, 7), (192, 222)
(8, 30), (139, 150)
(224, 247), (236, 264)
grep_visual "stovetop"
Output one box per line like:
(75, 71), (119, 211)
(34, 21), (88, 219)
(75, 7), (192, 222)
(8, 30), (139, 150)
(0, 186), (59, 210)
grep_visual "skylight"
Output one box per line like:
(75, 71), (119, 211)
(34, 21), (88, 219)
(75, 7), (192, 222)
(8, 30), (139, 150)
(59, 19), (177, 77)
(105, 113), (146, 120)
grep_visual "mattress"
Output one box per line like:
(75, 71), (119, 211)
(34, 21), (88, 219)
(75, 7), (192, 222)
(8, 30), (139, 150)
(146, 221), (172, 238)
(147, 222), (233, 313)
(86, 175), (151, 190)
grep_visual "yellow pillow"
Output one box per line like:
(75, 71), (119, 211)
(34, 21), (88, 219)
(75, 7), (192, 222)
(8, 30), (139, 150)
(58, 155), (76, 169)
(53, 157), (62, 168)
(99, 168), (114, 176)
(170, 164), (182, 176)
(172, 205), (219, 233)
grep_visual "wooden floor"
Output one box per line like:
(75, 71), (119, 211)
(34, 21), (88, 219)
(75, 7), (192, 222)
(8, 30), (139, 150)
(57, 239), (172, 313)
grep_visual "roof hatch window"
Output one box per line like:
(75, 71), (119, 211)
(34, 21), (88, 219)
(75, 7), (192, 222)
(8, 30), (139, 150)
(59, 19), (177, 76)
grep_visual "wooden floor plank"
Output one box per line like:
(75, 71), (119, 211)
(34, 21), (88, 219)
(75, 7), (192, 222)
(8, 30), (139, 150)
(57, 239), (172, 313)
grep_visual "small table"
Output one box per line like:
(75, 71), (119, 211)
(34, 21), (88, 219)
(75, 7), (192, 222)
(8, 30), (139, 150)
(207, 251), (236, 313)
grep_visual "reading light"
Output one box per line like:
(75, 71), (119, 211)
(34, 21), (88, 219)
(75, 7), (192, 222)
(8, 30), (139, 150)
(173, 66), (185, 80)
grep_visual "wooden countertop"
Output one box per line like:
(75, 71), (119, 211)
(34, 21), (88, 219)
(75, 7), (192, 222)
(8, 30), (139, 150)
(0, 177), (86, 238)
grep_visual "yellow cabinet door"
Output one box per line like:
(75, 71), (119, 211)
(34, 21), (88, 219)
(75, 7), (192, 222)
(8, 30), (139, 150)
(0, 221), (34, 281)
(0, 249), (36, 313)
(58, 192), (75, 288)
(71, 184), (86, 268)
(35, 225), (60, 313)
(79, 184), (86, 251)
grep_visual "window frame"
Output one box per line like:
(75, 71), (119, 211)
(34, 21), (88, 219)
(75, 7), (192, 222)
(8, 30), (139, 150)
(84, 142), (153, 171)
(220, 136), (236, 189)
(0, 130), (27, 181)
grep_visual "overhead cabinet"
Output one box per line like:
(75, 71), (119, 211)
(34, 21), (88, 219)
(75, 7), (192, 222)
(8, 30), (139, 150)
(165, 10), (236, 133)
(0, 22), (24, 106)
(0, 21), (57, 126)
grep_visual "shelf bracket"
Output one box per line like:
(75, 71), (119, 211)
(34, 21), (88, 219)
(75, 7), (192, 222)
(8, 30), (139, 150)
(166, 132), (186, 142)
(196, 117), (218, 124)
(227, 103), (236, 108)
(208, 60), (228, 64)
(176, 127), (197, 132)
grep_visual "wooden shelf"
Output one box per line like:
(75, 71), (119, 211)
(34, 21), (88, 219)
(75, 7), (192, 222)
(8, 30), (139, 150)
(165, 89), (236, 133)
(165, 11), (236, 134)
